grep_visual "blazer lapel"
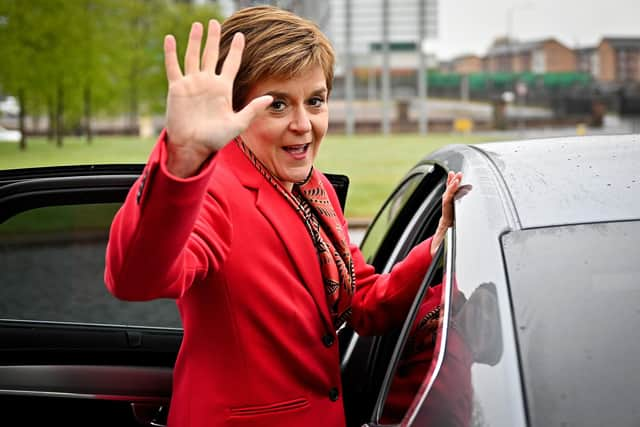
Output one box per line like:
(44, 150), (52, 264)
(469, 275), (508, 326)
(224, 143), (333, 330)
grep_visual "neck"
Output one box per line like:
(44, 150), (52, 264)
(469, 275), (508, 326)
(281, 181), (294, 192)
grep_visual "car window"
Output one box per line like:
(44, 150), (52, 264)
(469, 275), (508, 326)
(362, 172), (449, 425)
(503, 221), (640, 427)
(0, 203), (181, 328)
(341, 165), (447, 427)
(359, 171), (425, 263)
(360, 164), (441, 270)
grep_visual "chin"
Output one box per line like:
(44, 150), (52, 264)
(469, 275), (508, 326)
(284, 171), (311, 185)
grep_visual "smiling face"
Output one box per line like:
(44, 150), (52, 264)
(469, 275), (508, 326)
(240, 66), (329, 191)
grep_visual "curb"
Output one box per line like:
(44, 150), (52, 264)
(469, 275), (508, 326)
(347, 218), (371, 229)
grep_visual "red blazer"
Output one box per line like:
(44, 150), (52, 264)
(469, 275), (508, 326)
(105, 131), (433, 427)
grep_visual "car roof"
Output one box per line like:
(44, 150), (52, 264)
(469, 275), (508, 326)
(437, 134), (640, 229)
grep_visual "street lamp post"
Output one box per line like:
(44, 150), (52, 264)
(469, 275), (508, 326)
(381, 0), (391, 135)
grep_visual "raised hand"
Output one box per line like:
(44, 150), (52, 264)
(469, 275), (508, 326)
(440, 171), (464, 228)
(430, 171), (465, 257)
(163, 20), (273, 178)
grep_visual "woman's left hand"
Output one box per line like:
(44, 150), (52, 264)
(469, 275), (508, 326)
(430, 171), (464, 257)
(440, 171), (464, 228)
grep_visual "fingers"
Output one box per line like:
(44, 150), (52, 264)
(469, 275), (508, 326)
(164, 35), (182, 82)
(447, 172), (463, 192)
(201, 19), (221, 73)
(184, 22), (203, 75)
(221, 33), (245, 81)
(443, 172), (463, 205)
(169, 21), (244, 80)
(440, 171), (465, 228)
(235, 95), (274, 127)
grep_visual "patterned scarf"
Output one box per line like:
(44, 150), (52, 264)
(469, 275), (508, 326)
(237, 137), (355, 329)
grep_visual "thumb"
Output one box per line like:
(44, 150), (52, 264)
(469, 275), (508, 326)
(235, 95), (273, 128)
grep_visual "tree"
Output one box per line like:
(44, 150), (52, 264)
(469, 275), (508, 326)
(0, 0), (41, 149)
(0, 0), (223, 149)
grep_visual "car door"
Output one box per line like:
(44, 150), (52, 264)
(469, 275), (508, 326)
(0, 165), (349, 426)
(359, 144), (526, 427)
(340, 161), (449, 427)
(351, 158), (473, 427)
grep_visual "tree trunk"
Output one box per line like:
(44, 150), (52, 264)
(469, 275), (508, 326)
(18, 88), (26, 151)
(48, 95), (55, 142)
(129, 65), (139, 135)
(56, 83), (64, 147)
(84, 84), (93, 144)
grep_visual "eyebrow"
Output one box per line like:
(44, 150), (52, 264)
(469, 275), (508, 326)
(264, 88), (328, 99)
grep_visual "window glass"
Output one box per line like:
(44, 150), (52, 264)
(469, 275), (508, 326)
(360, 169), (429, 263)
(0, 204), (181, 328)
(379, 261), (447, 425)
(374, 196), (448, 425)
(503, 221), (640, 427)
(381, 234), (501, 427)
(407, 279), (500, 426)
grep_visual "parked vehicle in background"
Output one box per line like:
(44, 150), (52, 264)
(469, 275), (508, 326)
(0, 96), (20, 117)
(0, 125), (21, 142)
(0, 134), (639, 426)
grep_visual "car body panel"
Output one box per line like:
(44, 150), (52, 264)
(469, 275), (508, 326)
(477, 134), (640, 228)
(411, 143), (528, 426)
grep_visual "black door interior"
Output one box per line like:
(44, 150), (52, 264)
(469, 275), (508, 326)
(0, 165), (350, 426)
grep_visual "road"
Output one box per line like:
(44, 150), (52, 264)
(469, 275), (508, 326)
(349, 227), (366, 247)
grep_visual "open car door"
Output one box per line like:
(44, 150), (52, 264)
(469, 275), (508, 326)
(0, 164), (349, 426)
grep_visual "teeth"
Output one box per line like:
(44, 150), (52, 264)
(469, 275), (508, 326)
(284, 144), (309, 154)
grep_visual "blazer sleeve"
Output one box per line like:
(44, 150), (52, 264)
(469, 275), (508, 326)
(348, 238), (432, 335)
(104, 130), (232, 301)
(318, 173), (434, 335)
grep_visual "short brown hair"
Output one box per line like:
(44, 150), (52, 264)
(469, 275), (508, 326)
(217, 5), (335, 111)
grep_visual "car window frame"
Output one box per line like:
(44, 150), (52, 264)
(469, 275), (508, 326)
(369, 228), (453, 426)
(359, 164), (442, 270)
(341, 161), (449, 427)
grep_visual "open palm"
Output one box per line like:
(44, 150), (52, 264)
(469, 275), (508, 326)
(163, 20), (272, 177)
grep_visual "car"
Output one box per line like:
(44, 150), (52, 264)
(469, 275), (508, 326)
(0, 96), (20, 117)
(0, 134), (639, 426)
(0, 125), (21, 142)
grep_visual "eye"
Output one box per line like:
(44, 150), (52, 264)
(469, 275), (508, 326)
(308, 97), (325, 108)
(270, 99), (287, 112)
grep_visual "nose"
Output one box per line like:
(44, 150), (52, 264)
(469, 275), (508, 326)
(289, 107), (311, 133)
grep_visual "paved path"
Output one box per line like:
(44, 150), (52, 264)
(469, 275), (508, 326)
(349, 227), (366, 247)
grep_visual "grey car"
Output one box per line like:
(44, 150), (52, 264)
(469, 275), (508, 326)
(1, 134), (639, 426)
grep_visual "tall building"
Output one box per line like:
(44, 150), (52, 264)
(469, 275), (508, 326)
(326, 0), (437, 56)
(225, 0), (438, 74)
(230, 0), (329, 26)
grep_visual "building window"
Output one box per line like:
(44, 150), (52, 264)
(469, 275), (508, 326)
(532, 50), (545, 73)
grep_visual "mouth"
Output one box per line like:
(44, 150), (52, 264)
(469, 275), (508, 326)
(282, 143), (311, 159)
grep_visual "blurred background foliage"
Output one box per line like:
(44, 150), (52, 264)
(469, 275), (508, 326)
(0, 0), (222, 144)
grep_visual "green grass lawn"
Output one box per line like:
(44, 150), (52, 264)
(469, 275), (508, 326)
(0, 132), (503, 219)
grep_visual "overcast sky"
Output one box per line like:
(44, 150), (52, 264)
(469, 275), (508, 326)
(432, 0), (640, 59)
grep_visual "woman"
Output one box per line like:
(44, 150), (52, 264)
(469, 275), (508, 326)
(105, 6), (463, 427)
